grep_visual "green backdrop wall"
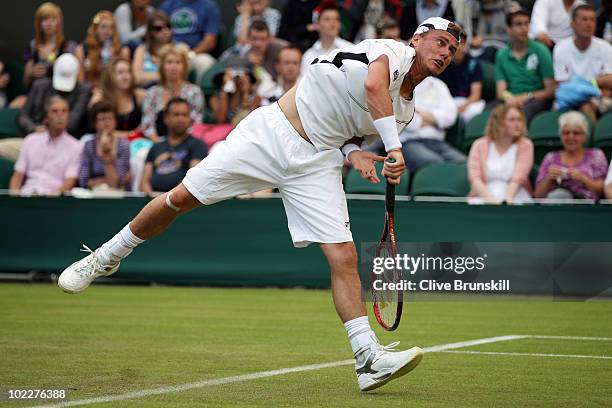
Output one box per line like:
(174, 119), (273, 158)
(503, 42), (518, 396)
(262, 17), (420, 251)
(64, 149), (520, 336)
(1, 196), (611, 289)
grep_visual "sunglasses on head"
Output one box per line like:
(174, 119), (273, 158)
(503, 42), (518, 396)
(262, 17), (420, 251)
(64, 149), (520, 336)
(152, 24), (171, 32)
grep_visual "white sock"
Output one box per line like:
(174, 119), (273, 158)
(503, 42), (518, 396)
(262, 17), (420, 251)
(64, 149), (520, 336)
(344, 316), (378, 359)
(96, 224), (145, 265)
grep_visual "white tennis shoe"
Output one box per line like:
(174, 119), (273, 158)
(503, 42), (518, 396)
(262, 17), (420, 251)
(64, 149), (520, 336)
(58, 245), (120, 294)
(355, 341), (423, 392)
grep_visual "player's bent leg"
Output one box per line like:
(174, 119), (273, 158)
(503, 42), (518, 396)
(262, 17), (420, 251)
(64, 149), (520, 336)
(320, 241), (366, 322)
(129, 183), (201, 240)
(320, 242), (423, 391)
(58, 183), (200, 294)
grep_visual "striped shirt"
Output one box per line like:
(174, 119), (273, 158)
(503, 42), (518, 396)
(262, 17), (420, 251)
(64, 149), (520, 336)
(78, 137), (131, 189)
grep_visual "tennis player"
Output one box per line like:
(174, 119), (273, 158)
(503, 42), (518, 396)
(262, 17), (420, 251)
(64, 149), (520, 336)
(60, 17), (464, 392)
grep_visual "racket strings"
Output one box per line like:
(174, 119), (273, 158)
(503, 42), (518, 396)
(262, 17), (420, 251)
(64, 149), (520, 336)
(373, 240), (401, 328)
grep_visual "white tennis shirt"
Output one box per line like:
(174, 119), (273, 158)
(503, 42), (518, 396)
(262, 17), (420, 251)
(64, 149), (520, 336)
(295, 39), (417, 151)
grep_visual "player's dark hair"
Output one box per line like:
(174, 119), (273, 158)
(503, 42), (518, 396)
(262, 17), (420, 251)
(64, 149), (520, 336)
(572, 3), (596, 20)
(447, 22), (467, 44)
(89, 100), (116, 125)
(248, 19), (270, 34)
(164, 97), (190, 116)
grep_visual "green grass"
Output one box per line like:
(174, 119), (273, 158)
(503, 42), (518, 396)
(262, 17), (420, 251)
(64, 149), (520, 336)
(1, 284), (611, 407)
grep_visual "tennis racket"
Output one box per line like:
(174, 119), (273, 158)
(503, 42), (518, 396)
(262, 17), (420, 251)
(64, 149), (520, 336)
(372, 158), (403, 331)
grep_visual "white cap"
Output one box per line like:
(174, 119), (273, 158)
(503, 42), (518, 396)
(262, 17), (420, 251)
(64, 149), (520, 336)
(52, 53), (79, 92)
(413, 17), (464, 43)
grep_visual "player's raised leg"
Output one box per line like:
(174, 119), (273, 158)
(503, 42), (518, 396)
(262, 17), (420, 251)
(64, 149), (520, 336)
(58, 183), (199, 294)
(59, 102), (284, 294)
(320, 242), (423, 392)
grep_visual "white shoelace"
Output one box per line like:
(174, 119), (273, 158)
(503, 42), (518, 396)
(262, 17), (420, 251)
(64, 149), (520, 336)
(356, 340), (401, 361)
(75, 244), (98, 279)
(80, 244), (94, 254)
(380, 341), (400, 352)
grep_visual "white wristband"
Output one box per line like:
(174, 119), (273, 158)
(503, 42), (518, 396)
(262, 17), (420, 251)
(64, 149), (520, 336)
(341, 143), (361, 158)
(373, 115), (401, 152)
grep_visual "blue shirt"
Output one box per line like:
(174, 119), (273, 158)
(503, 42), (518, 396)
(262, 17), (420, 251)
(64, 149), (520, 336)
(159, 0), (220, 49)
(146, 136), (208, 192)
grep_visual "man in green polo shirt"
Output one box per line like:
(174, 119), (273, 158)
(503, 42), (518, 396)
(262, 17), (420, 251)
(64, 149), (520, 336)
(495, 5), (556, 121)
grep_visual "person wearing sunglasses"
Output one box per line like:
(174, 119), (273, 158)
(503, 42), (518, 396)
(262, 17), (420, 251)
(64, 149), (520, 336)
(133, 11), (176, 87)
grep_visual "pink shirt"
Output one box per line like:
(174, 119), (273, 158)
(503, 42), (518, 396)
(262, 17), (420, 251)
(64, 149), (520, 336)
(14, 131), (82, 195)
(468, 136), (534, 197)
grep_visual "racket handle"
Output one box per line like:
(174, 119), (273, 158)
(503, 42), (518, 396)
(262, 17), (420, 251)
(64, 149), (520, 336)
(386, 181), (396, 212)
(385, 157), (398, 206)
(385, 157), (397, 182)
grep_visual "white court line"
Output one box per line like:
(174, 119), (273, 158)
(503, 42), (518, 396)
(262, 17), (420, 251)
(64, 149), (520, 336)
(441, 350), (612, 360)
(527, 335), (612, 341)
(27, 335), (521, 408)
(424, 335), (527, 352)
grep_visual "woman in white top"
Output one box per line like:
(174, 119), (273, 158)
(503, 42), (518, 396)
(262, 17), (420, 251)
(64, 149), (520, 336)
(468, 104), (534, 204)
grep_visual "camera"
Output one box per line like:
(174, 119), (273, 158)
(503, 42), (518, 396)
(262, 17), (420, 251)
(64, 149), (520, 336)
(228, 68), (247, 78)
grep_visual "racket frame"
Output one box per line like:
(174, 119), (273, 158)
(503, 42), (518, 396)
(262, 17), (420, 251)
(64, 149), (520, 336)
(372, 179), (403, 331)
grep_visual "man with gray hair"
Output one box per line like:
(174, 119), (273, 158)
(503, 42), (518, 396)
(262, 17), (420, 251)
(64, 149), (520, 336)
(9, 96), (82, 196)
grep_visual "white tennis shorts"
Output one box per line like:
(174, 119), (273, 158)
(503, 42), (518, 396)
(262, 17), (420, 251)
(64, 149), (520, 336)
(182, 103), (353, 248)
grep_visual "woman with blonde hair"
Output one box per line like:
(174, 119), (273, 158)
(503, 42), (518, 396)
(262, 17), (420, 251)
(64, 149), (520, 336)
(468, 104), (534, 204)
(140, 44), (204, 141)
(132, 11), (174, 87)
(23, 2), (76, 89)
(89, 57), (145, 137)
(535, 111), (608, 200)
(75, 11), (129, 88)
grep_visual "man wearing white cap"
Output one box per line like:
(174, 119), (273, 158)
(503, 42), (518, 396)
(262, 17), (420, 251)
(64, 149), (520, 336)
(59, 17), (464, 392)
(18, 53), (91, 136)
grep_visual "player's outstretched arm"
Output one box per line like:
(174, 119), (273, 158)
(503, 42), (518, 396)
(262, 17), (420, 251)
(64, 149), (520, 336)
(365, 54), (406, 184)
(364, 55), (393, 120)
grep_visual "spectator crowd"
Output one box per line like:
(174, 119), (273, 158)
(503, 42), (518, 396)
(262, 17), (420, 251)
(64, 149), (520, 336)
(1, 0), (611, 202)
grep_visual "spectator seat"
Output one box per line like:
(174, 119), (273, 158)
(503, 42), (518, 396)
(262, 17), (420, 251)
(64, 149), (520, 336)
(0, 108), (22, 138)
(411, 162), (470, 197)
(593, 112), (612, 161)
(463, 110), (491, 152)
(0, 157), (14, 189)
